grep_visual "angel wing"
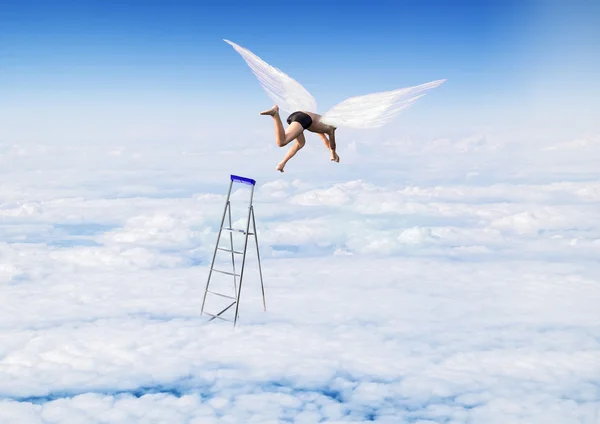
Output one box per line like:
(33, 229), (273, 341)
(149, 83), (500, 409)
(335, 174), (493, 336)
(319, 79), (446, 129)
(224, 39), (318, 115)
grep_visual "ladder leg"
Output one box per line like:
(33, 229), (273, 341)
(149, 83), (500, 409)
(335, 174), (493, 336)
(251, 206), (266, 312)
(233, 185), (255, 327)
(201, 181), (233, 315)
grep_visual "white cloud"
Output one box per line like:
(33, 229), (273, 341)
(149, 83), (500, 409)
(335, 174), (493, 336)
(1, 130), (600, 423)
(543, 134), (600, 151)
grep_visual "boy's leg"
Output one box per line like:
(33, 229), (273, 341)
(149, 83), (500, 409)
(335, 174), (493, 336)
(318, 133), (339, 162)
(318, 132), (331, 149)
(260, 105), (303, 147)
(276, 133), (306, 172)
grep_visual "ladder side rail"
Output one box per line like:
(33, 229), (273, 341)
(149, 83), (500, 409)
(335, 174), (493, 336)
(233, 184), (255, 327)
(251, 206), (266, 312)
(201, 180), (234, 315)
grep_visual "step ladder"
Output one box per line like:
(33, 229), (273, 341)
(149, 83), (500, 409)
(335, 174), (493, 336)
(201, 174), (266, 326)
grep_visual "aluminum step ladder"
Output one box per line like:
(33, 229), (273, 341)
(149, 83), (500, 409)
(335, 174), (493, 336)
(201, 174), (266, 326)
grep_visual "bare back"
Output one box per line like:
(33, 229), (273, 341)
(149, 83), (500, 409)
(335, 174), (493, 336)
(302, 111), (335, 134)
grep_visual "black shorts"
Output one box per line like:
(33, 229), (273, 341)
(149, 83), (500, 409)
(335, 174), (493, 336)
(286, 111), (313, 130)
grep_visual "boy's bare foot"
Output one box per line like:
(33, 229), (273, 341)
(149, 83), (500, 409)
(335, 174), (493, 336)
(276, 162), (285, 172)
(260, 105), (279, 116)
(331, 152), (340, 162)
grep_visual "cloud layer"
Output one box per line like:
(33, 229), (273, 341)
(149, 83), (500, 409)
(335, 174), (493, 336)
(1, 131), (599, 423)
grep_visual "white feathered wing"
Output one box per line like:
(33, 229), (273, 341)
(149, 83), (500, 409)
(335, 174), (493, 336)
(319, 79), (446, 129)
(224, 39), (318, 115)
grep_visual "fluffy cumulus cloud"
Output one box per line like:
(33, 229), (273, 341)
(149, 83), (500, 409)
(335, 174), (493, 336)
(1, 131), (600, 423)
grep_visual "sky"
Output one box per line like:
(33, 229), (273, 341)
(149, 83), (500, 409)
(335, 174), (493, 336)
(1, 1), (600, 423)
(1, 0), (598, 145)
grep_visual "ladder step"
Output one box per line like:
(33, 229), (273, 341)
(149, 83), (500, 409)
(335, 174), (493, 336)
(213, 269), (240, 277)
(203, 311), (233, 322)
(203, 301), (237, 322)
(207, 290), (237, 300)
(217, 247), (244, 255)
(222, 227), (254, 235)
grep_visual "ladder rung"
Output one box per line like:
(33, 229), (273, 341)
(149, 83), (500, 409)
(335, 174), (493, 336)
(203, 301), (237, 322)
(213, 269), (240, 277)
(222, 227), (254, 235)
(207, 290), (237, 300)
(203, 311), (233, 322)
(217, 247), (244, 255)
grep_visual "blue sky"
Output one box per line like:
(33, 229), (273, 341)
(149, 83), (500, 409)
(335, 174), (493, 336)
(1, 1), (533, 94)
(1, 0), (598, 144)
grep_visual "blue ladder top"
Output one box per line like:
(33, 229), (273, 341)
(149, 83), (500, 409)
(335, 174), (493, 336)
(230, 174), (256, 186)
